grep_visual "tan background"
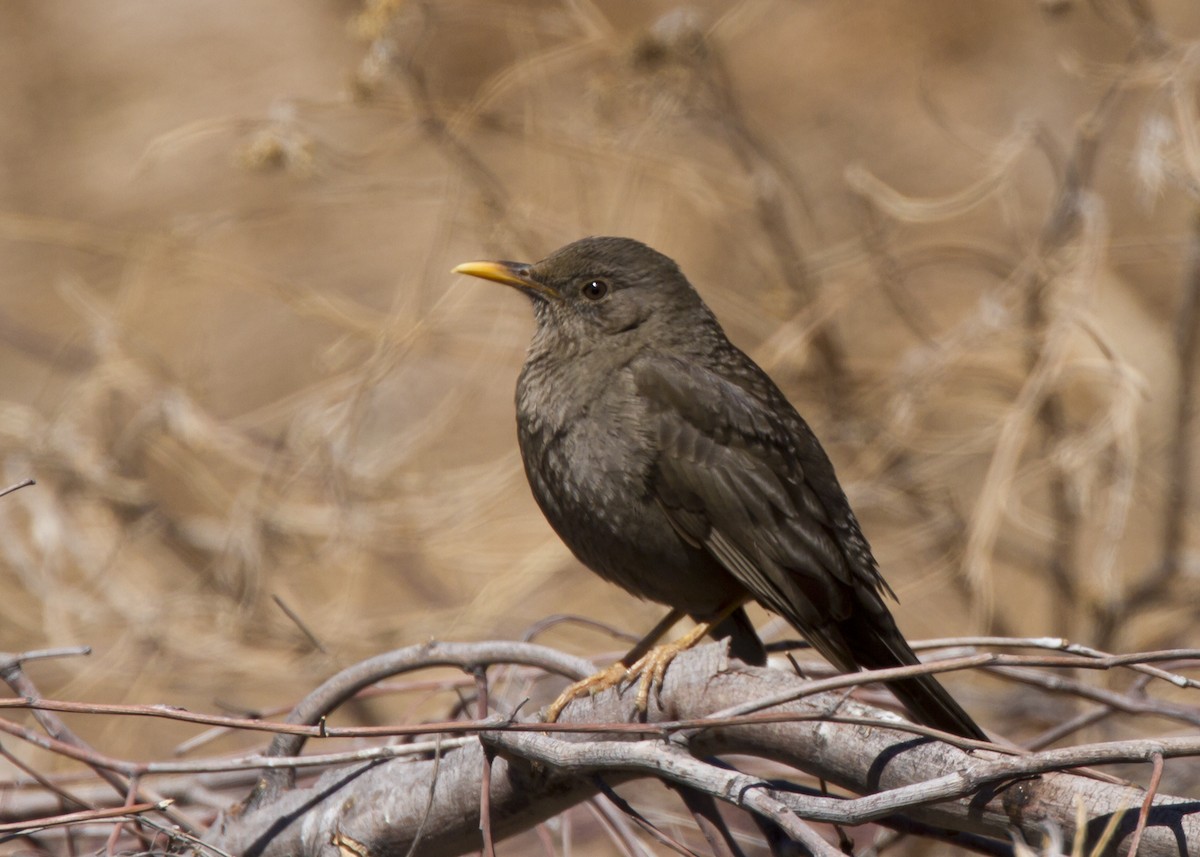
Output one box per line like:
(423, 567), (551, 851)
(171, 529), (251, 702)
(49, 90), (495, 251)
(1, 1), (1198, 852)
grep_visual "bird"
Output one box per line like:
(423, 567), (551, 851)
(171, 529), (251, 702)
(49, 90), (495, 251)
(453, 236), (986, 740)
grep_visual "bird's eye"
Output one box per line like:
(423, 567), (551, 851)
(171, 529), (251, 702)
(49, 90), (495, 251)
(581, 279), (609, 300)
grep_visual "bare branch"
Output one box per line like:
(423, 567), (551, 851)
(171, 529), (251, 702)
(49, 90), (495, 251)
(206, 644), (1199, 857)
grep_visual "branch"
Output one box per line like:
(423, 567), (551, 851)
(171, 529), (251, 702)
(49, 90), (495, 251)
(205, 643), (1198, 857)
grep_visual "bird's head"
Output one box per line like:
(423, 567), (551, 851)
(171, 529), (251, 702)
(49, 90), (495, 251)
(453, 236), (710, 348)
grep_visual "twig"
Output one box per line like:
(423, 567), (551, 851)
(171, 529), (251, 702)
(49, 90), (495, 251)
(1024, 706), (1116, 751)
(0, 800), (168, 834)
(0, 478), (35, 499)
(1127, 751), (1165, 856)
(521, 613), (642, 645)
(0, 650), (193, 836)
(672, 784), (748, 857)
(485, 727), (1197, 828)
(0, 740), (93, 811)
(596, 779), (703, 857)
(0, 712), (474, 775)
(988, 665), (1200, 728)
(586, 796), (647, 857)
(239, 641), (593, 804)
(2, 645), (1196, 748)
(103, 777), (141, 857)
(911, 637), (1200, 689)
(474, 667), (496, 857)
(403, 735), (443, 857)
(270, 594), (328, 654)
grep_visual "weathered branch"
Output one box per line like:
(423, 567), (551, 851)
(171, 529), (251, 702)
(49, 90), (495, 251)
(205, 643), (1198, 857)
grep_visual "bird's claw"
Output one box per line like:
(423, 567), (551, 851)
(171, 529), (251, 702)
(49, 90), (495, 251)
(544, 623), (713, 721)
(543, 661), (632, 723)
(626, 644), (679, 712)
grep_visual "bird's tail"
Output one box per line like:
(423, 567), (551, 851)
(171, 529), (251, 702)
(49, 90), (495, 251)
(835, 607), (987, 741)
(883, 668), (987, 741)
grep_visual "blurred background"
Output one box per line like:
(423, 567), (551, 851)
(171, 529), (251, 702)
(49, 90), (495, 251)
(1, 0), (1198, 851)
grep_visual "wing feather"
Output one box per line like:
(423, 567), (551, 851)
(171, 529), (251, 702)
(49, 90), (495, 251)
(635, 353), (889, 669)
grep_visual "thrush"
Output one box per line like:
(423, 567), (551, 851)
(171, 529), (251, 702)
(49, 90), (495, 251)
(454, 236), (985, 740)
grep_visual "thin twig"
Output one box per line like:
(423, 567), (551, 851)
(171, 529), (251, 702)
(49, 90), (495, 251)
(270, 594), (328, 654)
(0, 651), (194, 836)
(403, 735), (444, 857)
(0, 800), (168, 834)
(596, 780), (703, 857)
(1126, 751), (1165, 856)
(475, 667), (496, 857)
(0, 478), (35, 499)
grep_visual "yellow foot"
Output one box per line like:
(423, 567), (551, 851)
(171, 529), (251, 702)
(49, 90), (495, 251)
(544, 621), (713, 722)
(544, 660), (631, 723)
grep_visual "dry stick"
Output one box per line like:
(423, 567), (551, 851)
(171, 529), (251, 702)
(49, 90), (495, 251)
(531, 822), (556, 857)
(0, 701), (1050, 785)
(4, 646), (1197, 745)
(730, 147), (847, 403)
(853, 191), (940, 344)
(175, 676), (474, 755)
(6, 640), (1194, 848)
(0, 714), (474, 777)
(482, 732), (879, 851)
(208, 644), (1200, 855)
(133, 816), (236, 857)
(270, 594), (328, 654)
(103, 776), (141, 857)
(913, 637), (1199, 689)
(402, 735), (443, 857)
(64, 812), (81, 857)
(989, 665), (1200, 729)
(0, 478), (35, 498)
(595, 781), (703, 857)
(651, 15), (846, 398)
(892, 468), (1017, 639)
(673, 785), (747, 857)
(0, 740), (93, 812)
(1126, 751), (1165, 857)
(585, 797), (646, 857)
(521, 613), (643, 646)
(1118, 0), (1169, 54)
(0, 769), (260, 826)
(0, 800), (167, 834)
(474, 667), (496, 857)
(250, 641), (594, 805)
(686, 649), (1200, 743)
(1025, 706), (1117, 752)
(484, 728), (1199, 829)
(0, 653), (194, 837)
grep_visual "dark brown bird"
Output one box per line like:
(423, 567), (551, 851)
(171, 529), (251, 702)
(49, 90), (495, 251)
(454, 236), (985, 740)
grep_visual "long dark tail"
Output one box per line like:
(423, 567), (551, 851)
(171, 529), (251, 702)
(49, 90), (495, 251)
(838, 608), (987, 741)
(718, 602), (985, 739)
(884, 669), (986, 740)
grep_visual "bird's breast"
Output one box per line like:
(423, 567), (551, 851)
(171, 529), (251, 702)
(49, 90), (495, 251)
(515, 361), (654, 537)
(513, 358), (742, 613)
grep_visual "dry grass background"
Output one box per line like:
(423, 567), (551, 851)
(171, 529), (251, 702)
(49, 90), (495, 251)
(1, 0), (1199, 852)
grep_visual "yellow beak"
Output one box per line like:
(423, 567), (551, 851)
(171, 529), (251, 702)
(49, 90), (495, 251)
(452, 260), (559, 301)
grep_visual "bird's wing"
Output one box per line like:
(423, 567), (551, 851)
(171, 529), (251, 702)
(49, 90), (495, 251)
(633, 353), (890, 670)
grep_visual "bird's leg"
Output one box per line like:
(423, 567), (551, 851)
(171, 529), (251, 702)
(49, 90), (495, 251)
(543, 609), (684, 723)
(544, 601), (746, 721)
(625, 610), (732, 712)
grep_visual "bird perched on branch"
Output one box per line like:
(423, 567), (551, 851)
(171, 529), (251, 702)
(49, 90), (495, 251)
(454, 236), (985, 740)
